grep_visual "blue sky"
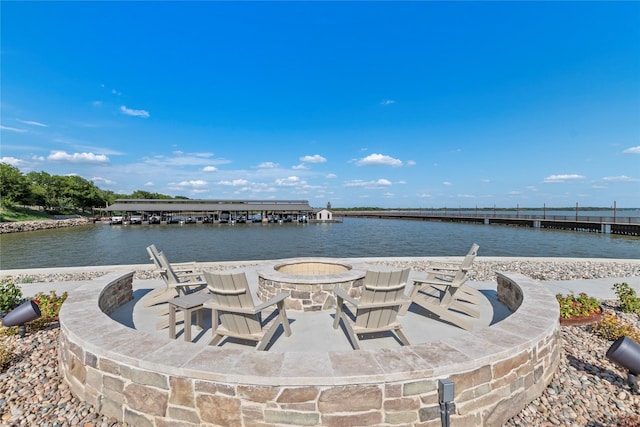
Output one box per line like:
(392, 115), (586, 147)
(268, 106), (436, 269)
(1, 2), (639, 209)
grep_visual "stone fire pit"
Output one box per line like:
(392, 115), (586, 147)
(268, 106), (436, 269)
(255, 257), (368, 311)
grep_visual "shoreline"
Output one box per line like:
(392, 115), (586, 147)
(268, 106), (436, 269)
(3, 256), (639, 284)
(0, 217), (93, 234)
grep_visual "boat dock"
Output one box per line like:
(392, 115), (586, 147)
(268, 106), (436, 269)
(100, 199), (316, 225)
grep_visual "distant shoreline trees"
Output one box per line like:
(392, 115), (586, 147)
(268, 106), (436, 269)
(0, 163), (176, 214)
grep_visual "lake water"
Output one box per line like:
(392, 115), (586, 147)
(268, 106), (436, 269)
(0, 217), (638, 270)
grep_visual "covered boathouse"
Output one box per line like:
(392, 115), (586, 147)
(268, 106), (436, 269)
(100, 199), (315, 224)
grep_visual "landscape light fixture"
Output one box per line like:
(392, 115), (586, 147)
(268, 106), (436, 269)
(2, 300), (41, 338)
(438, 378), (455, 427)
(606, 336), (640, 392)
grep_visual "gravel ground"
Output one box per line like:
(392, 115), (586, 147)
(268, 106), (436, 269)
(1, 259), (640, 426)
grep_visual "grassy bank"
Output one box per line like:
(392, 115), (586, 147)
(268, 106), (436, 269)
(0, 206), (95, 223)
(0, 206), (53, 222)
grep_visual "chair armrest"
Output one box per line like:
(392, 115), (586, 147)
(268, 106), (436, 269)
(425, 269), (457, 279)
(176, 279), (207, 289)
(334, 287), (358, 306)
(413, 277), (455, 288)
(177, 272), (204, 282)
(428, 261), (460, 270)
(254, 292), (289, 312)
(427, 265), (458, 272)
(203, 302), (257, 314)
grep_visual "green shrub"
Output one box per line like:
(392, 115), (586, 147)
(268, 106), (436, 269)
(32, 291), (67, 321)
(0, 277), (23, 313)
(612, 282), (640, 314)
(556, 292), (601, 318)
(591, 313), (640, 342)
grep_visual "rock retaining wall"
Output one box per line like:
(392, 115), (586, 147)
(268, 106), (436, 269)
(59, 269), (561, 426)
(0, 218), (93, 234)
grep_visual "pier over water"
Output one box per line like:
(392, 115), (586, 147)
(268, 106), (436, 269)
(337, 210), (640, 236)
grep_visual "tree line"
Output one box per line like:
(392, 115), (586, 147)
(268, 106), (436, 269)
(0, 163), (175, 213)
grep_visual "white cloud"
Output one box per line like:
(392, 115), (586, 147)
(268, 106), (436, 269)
(47, 150), (109, 164)
(356, 153), (403, 167)
(173, 180), (208, 188)
(344, 179), (392, 189)
(17, 119), (48, 127)
(92, 177), (116, 185)
(0, 156), (25, 166)
(217, 179), (249, 186)
(544, 174), (585, 183)
(258, 162), (279, 168)
(623, 146), (640, 154)
(144, 181), (154, 186)
(443, 181), (452, 186)
(326, 173), (337, 179)
(0, 125), (27, 133)
(292, 164), (308, 170)
(406, 160), (416, 166)
(602, 175), (638, 182)
(276, 176), (305, 186)
(120, 105), (150, 118)
(380, 99), (396, 105)
(300, 154), (326, 163)
(203, 166), (218, 172)
(144, 153), (229, 167)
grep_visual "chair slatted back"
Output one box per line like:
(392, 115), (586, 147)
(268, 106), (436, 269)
(355, 268), (410, 330)
(147, 244), (162, 269)
(156, 251), (182, 285)
(204, 271), (262, 335)
(459, 243), (479, 271)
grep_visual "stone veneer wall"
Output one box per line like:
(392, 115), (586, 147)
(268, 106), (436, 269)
(257, 276), (364, 311)
(255, 259), (369, 312)
(59, 269), (561, 427)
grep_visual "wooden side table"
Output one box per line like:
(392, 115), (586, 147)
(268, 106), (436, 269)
(168, 292), (211, 342)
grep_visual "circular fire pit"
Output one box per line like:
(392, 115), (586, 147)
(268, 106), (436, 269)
(256, 258), (367, 311)
(275, 260), (351, 275)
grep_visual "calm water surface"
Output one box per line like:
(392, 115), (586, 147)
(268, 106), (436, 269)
(0, 218), (638, 270)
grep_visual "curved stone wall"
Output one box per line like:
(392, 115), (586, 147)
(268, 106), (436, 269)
(58, 267), (561, 426)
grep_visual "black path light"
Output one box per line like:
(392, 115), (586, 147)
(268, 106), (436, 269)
(2, 300), (41, 338)
(438, 378), (455, 427)
(606, 336), (640, 392)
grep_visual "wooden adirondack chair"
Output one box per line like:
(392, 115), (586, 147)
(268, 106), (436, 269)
(145, 245), (207, 309)
(203, 270), (291, 351)
(403, 269), (480, 331)
(147, 244), (197, 275)
(424, 243), (481, 304)
(333, 268), (411, 350)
